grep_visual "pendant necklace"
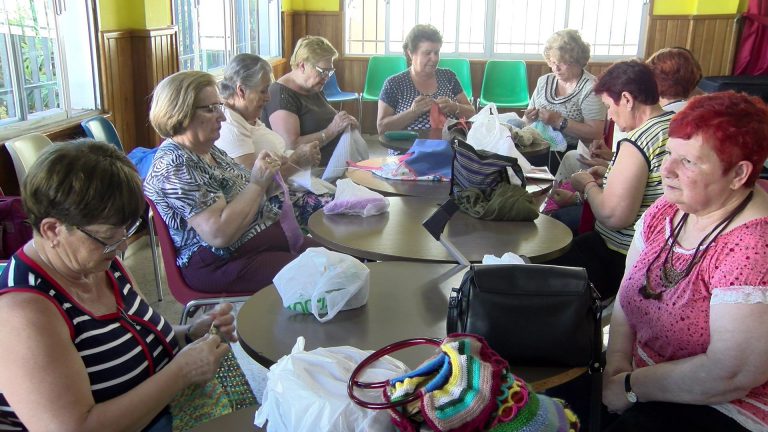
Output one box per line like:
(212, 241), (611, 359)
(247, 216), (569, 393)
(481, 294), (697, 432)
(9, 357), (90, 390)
(640, 191), (754, 300)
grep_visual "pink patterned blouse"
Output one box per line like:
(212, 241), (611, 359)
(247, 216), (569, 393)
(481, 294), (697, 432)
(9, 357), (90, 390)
(620, 196), (768, 431)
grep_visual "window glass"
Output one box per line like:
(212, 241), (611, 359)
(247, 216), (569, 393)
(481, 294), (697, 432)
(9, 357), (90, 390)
(345, 0), (646, 59)
(0, 0), (99, 139)
(175, 0), (282, 74)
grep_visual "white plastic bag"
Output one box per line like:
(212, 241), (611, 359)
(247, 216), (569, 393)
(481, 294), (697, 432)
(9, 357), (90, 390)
(323, 178), (390, 217)
(322, 126), (370, 182)
(273, 247), (370, 322)
(467, 103), (532, 172)
(254, 337), (405, 432)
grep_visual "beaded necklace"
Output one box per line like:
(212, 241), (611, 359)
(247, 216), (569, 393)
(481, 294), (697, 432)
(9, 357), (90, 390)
(639, 191), (754, 300)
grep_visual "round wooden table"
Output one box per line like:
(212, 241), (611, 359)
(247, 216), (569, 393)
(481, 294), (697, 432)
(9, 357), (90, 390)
(347, 157), (553, 199)
(236, 262), (586, 392)
(307, 196), (572, 263)
(378, 128), (550, 158)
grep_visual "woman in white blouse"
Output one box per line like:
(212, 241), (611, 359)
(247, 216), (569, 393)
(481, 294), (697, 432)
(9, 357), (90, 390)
(215, 53), (333, 226)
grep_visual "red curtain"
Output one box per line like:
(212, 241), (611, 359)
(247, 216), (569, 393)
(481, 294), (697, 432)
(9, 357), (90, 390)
(733, 0), (768, 75)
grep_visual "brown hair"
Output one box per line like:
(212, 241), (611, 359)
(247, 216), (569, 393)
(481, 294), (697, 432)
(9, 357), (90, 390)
(23, 139), (144, 231)
(646, 47), (703, 100)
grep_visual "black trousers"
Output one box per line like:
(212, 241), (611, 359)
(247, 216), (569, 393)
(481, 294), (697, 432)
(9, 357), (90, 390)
(544, 231), (626, 300)
(603, 401), (749, 432)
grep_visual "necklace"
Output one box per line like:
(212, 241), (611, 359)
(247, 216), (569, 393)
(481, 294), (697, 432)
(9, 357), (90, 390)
(640, 191), (754, 300)
(32, 239), (55, 270)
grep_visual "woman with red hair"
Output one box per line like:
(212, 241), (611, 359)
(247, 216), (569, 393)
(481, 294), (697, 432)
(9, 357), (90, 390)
(603, 91), (768, 431)
(646, 47), (703, 112)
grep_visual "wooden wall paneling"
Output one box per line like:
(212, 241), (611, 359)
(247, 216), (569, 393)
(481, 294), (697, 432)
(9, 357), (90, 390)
(644, 14), (739, 76)
(131, 27), (179, 150)
(282, 11), (295, 59)
(306, 12), (342, 53)
(100, 31), (137, 154)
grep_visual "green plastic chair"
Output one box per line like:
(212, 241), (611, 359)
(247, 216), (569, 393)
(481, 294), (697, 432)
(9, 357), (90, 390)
(438, 58), (473, 101)
(361, 55), (408, 101)
(478, 60), (530, 109)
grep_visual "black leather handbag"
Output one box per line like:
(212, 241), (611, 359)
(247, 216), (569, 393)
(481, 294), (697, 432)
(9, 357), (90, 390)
(446, 263), (605, 431)
(447, 263), (602, 368)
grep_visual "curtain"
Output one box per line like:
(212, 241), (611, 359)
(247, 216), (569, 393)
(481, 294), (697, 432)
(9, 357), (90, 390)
(733, 0), (768, 75)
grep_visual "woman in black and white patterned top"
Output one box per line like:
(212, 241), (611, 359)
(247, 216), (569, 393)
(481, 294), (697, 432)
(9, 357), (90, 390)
(0, 140), (236, 431)
(377, 24), (475, 133)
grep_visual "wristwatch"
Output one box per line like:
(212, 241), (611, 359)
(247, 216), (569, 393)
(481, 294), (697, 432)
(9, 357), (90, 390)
(625, 372), (638, 403)
(557, 117), (569, 132)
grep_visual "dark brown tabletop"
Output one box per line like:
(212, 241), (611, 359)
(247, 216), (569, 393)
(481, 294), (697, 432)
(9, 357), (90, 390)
(307, 196), (571, 263)
(346, 157), (553, 199)
(236, 262), (585, 392)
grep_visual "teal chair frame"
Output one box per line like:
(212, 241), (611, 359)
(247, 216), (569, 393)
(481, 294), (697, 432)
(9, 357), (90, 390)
(361, 55), (408, 102)
(438, 58), (473, 101)
(81, 116), (124, 152)
(478, 60), (530, 109)
(323, 73), (362, 120)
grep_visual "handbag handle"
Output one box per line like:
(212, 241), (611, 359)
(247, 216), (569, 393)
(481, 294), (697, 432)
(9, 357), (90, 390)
(347, 337), (442, 410)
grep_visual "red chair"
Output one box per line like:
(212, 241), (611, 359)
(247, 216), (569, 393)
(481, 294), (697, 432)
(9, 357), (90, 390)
(145, 197), (251, 324)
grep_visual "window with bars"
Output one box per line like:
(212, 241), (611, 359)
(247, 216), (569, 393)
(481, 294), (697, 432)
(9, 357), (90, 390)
(0, 0), (99, 139)
(174, 0), (282, 74)
(345, 0), (648, 60)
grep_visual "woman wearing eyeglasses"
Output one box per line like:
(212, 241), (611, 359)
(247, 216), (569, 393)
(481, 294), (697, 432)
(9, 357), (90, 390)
(262, 35), (358, 167)
(377, 24), (475, 133)
(524, 29), (605, 153)
(0, 139), (236, 431)
(601, 92), (768, 431)
(145, 71), (320, 295)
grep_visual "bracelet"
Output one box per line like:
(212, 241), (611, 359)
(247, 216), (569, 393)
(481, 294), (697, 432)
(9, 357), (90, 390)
(558, 117), (569, 132)
(454, 102), (460, 116)
(320, 131), (327, 143)
(574, 191), (582, 205)
(583, 181), (599, 201)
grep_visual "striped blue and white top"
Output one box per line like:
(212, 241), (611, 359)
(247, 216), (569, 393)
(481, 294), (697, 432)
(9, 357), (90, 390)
(595, 110), (674, 254)
(0, 251), (179, 431)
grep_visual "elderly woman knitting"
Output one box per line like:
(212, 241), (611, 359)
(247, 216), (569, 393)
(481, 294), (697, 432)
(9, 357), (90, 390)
(145, 70), (320, 294)
(215, 53), (333, 226)
(602, 92), (768, 432)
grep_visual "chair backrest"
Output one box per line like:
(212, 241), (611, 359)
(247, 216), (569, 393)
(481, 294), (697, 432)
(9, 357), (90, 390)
(361, 55), (408, 101)
(81, 116), (123, 152)
(478, 60), (530, 109)
(323, 73), (358, 102)
(4, 133), (54, 185)
(438, 58), (473, 100)
(145, 197), (225, 306)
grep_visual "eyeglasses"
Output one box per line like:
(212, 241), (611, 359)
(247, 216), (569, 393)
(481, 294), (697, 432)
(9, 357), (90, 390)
(195, 103), (225, 113)
(313, 65), (335, 78)
(76, 219), (142, 255)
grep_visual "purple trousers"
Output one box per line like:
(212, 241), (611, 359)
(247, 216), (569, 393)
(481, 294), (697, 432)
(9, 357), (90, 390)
(181, 223), (322, 294)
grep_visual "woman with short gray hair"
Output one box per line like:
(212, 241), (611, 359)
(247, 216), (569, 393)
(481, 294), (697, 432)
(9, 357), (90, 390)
(215, 53), (333, 226)
(524, 29), (605, 150)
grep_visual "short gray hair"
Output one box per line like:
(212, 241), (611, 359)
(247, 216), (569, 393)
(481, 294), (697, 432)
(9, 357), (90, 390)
(219, 53), (273, 100)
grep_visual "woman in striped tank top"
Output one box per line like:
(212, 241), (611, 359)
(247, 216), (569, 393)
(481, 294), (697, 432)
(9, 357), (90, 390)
(0, 140), (236, 431)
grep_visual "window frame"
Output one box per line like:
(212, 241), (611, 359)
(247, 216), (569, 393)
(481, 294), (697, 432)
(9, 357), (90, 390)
(344, 0), (650, 61)
(0, 0), (101, 142)
(173, 0), (283, 77)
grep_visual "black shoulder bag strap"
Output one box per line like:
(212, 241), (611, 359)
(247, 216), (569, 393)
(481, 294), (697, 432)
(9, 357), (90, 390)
(589, 286), (604, 432)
